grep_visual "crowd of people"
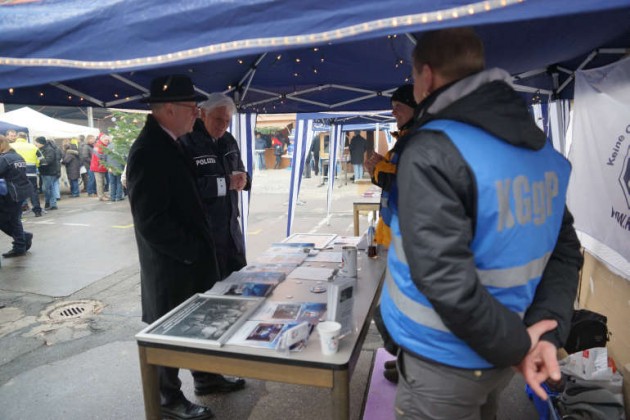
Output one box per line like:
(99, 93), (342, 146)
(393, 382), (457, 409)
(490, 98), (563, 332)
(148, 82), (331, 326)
(1, 27), (584, 420)
(0, 129), (129, 259)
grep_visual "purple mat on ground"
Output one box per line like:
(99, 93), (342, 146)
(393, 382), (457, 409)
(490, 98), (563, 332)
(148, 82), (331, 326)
(362, 348), (397, 420)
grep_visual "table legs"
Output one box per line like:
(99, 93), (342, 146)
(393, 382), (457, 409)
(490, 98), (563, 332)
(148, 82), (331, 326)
(331, 369), (350, 420)
(138, 346), (161, 420)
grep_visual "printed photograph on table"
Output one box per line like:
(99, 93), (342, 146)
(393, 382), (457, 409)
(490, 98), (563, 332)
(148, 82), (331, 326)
(228, 321), (305, 350)
(135, 294), (264, 348)
(226, 282), (275, 297)
(241, 263), (298, 275)
(282, 233), (337, 249)
(223, 270), (286, 284)
(252, 301), (327, 323)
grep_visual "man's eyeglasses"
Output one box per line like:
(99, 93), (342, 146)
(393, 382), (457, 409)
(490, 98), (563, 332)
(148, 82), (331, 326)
(173, 103), (200, 114)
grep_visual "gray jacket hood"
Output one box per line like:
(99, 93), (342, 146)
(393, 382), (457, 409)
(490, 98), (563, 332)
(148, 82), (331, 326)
(422, 68), (547, 151)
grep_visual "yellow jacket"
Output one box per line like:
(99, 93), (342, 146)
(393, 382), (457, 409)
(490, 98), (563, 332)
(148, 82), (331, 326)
(11, 138), (40, 167)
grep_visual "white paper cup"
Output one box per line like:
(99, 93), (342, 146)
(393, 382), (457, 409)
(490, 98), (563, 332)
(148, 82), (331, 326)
(340, 246), (357, 277)
(317, 321), (342, 355)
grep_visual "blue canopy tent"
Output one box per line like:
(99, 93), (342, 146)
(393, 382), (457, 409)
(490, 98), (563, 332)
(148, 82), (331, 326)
(1, 0), (629, 110)
(1, 0), (629, 239)
(288, 113), (396, 235)
(0, 120), (29, 137)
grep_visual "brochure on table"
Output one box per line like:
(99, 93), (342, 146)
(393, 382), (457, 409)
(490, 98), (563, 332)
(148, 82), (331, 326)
(282, 233), (337, 249)
(137, 233), (364, 352)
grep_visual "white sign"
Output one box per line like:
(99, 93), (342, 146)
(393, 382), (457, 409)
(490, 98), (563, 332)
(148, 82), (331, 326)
(568, 56), (630, 265)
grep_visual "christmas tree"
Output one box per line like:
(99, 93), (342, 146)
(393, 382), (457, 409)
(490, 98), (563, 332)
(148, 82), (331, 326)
(103, 111), (143, 175)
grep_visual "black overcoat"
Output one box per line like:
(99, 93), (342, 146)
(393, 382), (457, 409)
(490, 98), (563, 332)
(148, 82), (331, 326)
(126, 114), (220, 323)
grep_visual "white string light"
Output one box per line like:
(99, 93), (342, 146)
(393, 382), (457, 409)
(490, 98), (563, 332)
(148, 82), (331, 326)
(0, 0), (522, 71)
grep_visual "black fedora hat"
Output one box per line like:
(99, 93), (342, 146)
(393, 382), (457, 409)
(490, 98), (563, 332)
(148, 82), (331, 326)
(141, 74), (207, 103)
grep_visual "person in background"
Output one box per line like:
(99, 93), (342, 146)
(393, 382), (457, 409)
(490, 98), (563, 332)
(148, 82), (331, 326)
(90, 134), (110, 201)
(4, 129), (17, 142)
(254, 132), (266, 170)
(9, 132), (43, 217)
(380, 28), (583, 419)
(34, 137), (60, 211)
(364, 84), (418, 384)
(348, 130), (367, 182)
(80, 134), (96, 196)
(310, 133), (320, 177)
(105, 138), (126, 202)
(272, 135), (283, 169)
(126, 74), (220, 420)
(0, 135), (33, 258)
(365, 84), (417, 248)
(62, 139), (82, 198)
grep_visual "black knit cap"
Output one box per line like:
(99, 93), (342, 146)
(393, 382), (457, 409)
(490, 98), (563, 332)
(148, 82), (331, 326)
(391, 84), (417, 109)
(35, 136), (47, 145)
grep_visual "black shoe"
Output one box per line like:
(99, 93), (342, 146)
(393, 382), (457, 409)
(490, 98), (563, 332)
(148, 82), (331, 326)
(161, 397), (214, 420)
(25, 233), (33, 251)
(194, 376), (246, 396)
(2, 249), (27, 258)
(34, 211), (42, 217)
(384, 360), (396, 370)
(383, 367), (398, 384)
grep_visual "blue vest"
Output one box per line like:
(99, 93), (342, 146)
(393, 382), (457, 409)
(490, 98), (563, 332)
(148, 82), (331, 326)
(381, 119), (571, 369)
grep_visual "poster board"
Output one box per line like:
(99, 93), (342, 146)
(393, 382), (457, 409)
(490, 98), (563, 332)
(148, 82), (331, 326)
(136, 294), (263, 349)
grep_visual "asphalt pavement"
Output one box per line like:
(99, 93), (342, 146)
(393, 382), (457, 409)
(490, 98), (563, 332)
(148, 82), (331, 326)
(0, 168), (538, 419)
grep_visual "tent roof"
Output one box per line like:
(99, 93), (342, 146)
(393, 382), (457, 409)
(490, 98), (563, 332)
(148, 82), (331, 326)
(0, 120), (28, 135)
(0, 107), (99, 139)
(1, 0), (629, 112)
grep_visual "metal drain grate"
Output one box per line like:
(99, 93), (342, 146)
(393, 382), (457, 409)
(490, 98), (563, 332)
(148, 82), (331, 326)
(47, 301), (101, 321)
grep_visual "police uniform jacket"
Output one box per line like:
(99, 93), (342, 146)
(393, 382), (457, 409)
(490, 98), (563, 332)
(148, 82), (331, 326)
(126, 114), (220, 323)
(180, 120), (251, 264)
(0, 149), (33, 204)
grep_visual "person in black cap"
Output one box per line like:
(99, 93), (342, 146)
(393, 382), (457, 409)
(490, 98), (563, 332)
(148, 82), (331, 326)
(364, 84), (418, 384)
(126, 74), (223, 420)
(365, 84), (417, 248)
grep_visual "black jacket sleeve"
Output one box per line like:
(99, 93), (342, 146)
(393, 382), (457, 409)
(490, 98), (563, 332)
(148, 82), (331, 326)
(397, 132), (532, 368)
(127, 145), (202, 265)
(523, 208), (583, 347)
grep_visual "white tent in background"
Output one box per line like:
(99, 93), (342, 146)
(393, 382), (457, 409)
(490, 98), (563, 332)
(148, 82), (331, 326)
(0, 106), (99, 139)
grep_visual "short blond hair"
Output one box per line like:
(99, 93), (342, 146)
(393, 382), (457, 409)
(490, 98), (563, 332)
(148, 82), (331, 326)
(413, 28), (485, 83)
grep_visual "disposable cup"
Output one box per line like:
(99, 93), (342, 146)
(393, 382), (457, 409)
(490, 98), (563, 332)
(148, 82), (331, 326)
(317, 321), (342, 355)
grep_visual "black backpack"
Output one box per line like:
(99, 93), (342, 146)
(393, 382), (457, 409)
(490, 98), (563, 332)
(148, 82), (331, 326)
(563, 309), (609, 354)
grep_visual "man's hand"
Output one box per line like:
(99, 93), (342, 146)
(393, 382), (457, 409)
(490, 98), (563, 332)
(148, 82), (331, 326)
(229, 172), (247, 191)
(364, 153), (384, 175)
(515, 320), (561, 400)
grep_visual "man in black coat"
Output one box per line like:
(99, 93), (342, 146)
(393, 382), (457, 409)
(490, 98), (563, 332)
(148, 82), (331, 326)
(126, 75), (220, 420)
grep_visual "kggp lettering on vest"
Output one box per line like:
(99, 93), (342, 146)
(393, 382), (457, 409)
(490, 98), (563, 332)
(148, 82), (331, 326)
(496, 171), (559, 231)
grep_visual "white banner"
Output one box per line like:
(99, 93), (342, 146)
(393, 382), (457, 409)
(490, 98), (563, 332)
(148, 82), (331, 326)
(567, 56), (630, 267)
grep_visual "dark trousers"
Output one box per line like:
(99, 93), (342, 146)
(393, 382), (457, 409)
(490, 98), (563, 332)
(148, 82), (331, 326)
(27, 177), (41, 213)
(0, 201), (30, 252)
(158, 367), (225, 405)
(80, 171), (89, 192)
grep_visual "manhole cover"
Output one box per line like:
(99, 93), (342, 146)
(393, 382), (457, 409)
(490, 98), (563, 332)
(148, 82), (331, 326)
(46, 300), (103, 321)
